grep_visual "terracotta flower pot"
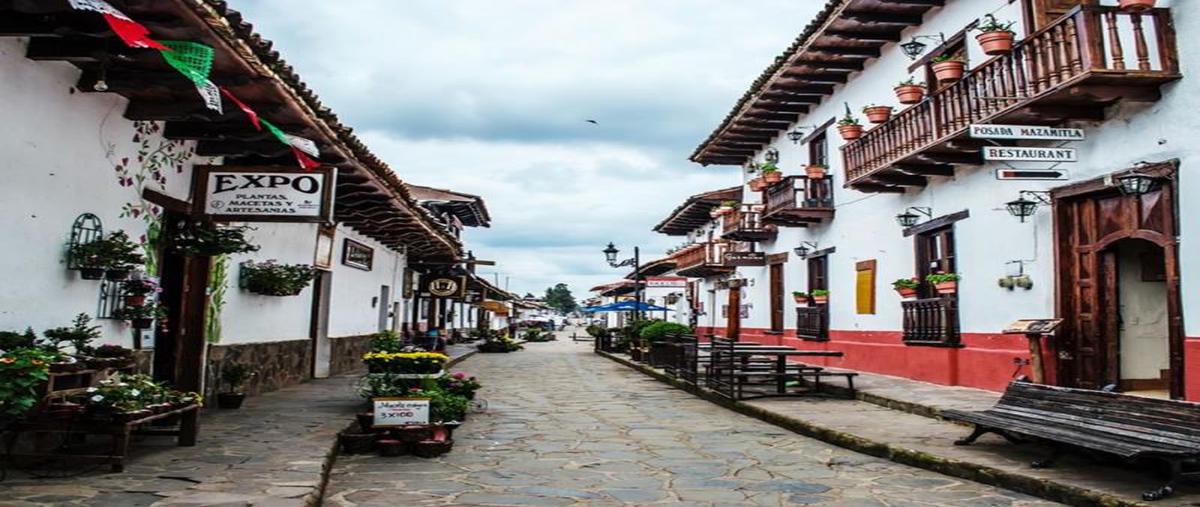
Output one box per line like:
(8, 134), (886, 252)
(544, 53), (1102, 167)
(837, 124), (863, 141)
(932, 60), (966, 83)
(412, 439), (454, 458)
(805, 165), (827, 179)
(792, 295), (808, 305)
(1119, 0), (1155, 12)
(934, 281), (958, 294)
(124, 295), (147, 307)
(894, 85), (926, 105)
(895, 287), (918, 299)
(216, 392), (245, 409)
(812, 295), (828, 305)
(748, 178), (768, 191)
(976, 31), (1015, 56)
(863, 106), (893, 124)
(763, 171), (782, 184)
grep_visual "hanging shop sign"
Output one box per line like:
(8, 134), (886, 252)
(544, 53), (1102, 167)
(372, 398), (430, 427)
(421, 275), (467, 299)
(723, 251), (767, 267)
(983, 146), (1077, 163)
(342, 239), (374, 271)
(193, 166), (334, 222)
(645, 276), (688, 288)
(994, 168), (1070, 180)
(969, 124), (1085, 141)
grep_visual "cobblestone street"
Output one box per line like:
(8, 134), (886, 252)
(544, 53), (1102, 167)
(326, 336), (1062, 506)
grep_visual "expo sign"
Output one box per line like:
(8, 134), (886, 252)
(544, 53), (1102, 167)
(194, 166), (334, 222)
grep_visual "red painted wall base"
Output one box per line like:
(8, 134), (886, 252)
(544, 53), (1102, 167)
(695, 326), (1031, 392)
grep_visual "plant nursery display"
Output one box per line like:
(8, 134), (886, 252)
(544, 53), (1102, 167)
(239, 260), (318, 296)
(68, 231), (144, 280)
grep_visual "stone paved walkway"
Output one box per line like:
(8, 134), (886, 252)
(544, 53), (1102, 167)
(324, 335), (1061, 507)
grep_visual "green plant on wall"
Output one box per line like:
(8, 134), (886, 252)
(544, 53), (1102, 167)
(206, 255), (229, 344)
(108, 121), (196, 275)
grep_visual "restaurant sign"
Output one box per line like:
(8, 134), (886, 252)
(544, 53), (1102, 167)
(983, 146), (1077, 163)
(372, 398), (430, 427)
(194, 166), (334, 222)
(969, 124), (1085, 141)
(723, 251), (767, 267)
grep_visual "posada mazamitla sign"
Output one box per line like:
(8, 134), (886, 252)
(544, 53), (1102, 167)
(193, 166), (335, 222)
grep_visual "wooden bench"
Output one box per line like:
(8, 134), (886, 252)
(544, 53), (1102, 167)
(943, 381), (1200, 501)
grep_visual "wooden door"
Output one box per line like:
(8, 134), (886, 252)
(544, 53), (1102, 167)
(769, 263), (784, 332)
(1024, 0), (1098, 30)
(1055, 175), (1182, 397)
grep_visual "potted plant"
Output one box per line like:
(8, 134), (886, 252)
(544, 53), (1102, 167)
(0, 347), (55, 426)
(758, 161), (782, 184)
(717, 200), (738, 216)
(68, 231), (144, 281)
(863, 104), (894, 124)
(894, 78), (926, 105)
(805, 164), (827, 179)
(122, 277), (160, 307)
(811, 289), (829, 305)
(792, 291), (808, 305)
(44, 314), (101, 357)
(1119, 0), (1155, 12)
(112, 303), (166, 330)
(926, 273), (961, 295)
(932, 54), (967, 83)
(170, 224), (260, 256)
(836, 103), (863, 141)
(892, 278), (920, 299)
(89, 344), (135, 369)
(239, 260), (318, 296)
(216, 363), (256, 409)
(975, 15), (1016, 55)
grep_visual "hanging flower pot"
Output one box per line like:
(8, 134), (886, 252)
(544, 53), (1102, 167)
(976, 31), (1015, 55)
(1119, 0), (1156, 12)
(894, 83), (926, 105)
(892, 278), (920, 299)
(805, 165), (827, 179)
(762, 171), (783, 184)
(932, 58), (967, 83)
(837, 124), (863, 141)
(863, 105), (893, 124)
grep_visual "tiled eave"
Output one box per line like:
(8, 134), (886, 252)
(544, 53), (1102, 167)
(653, 186), (742, 236)
(690, 0), (942, 166)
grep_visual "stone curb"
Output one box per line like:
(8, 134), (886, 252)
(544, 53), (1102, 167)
(596, 350), (1145, 507)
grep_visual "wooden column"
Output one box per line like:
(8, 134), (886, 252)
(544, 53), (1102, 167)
(175, 256), (212, 394)
(725, 282), (741, 342)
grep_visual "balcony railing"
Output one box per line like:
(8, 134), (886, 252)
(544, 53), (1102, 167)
(763, 176), (834, 226)
(842, 5), (1180, 191)
(796, 305), (829, 342)
(901, 297), (959, 347)
(673, 241), (734, 278)
(721, 205), (777, 241)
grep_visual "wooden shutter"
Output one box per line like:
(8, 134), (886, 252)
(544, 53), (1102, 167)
(855, 260), (876, 315)
(1025, 0), (1098, 30)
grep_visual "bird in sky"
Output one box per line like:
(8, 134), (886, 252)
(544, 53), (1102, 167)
(585, 119), (598, 125)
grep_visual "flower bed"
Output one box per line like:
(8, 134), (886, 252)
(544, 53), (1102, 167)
(362, 351), (448, 374)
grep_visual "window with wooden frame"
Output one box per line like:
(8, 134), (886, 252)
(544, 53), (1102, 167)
(902, 226), (960, 346)
(797, 254), (831, 342)
(807, 256), (828, 294)
(915, 226), (956, 297)
(808, 131), (828, 168)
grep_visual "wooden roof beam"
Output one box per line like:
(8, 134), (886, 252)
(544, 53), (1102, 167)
(757, 93), (824, 103)
(748, 101), (810, 113)
(791, 59), (864, 71)
(743, 110), (799, 122)
(823, 29), (903, 43)
(163, 121), (313, 142)
(768, 82), (835, 95)
(124, 99), (285, 122)
(842, 12), (924, 25)
(808, 45), (882, 58)
(777, 72), (849, 84)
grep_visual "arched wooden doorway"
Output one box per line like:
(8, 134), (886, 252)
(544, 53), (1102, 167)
(1052, 163), (1183, 398)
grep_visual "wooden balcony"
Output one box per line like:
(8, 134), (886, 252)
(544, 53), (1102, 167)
(763, 176), (835, 227)
(721, 205), (777, 242)
(795, 305), (829, 342)
(842, 6), (1180, 193)
(674, 242), (734, 278)
(901, 297), (959, 347)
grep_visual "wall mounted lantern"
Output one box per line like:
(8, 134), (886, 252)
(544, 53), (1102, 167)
(764, 147), (780, 164)
(1115, 171), (1157, 196)
(895, 207), (932, 227)
(1005, 191), (1051, 223)
(899, 33), (947, 60)
(793, 241), (819, 259)
(786, 129), (807, 144)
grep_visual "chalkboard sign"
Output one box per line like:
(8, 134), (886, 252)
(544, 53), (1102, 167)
(372, 397), (430, 427)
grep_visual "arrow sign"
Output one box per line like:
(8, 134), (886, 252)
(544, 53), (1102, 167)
(995, 168), (1069, 180)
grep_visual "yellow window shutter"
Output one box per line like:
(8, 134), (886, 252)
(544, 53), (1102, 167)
(856, 260), (877, 315)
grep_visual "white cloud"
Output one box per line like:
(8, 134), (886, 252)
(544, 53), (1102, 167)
(230, 0), (824, 296)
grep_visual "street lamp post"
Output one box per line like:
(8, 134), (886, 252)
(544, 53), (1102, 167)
(603, 242), (642, 321)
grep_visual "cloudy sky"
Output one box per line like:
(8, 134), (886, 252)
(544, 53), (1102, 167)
(233, 1), (823, 298)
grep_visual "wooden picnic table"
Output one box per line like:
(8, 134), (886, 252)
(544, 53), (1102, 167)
(731, 350), (844, 396)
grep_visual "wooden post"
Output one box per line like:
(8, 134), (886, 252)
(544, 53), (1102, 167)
(725, 282), (741, 342)
(1026, 333), (1046, 384)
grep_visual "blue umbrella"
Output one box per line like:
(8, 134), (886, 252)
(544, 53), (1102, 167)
(592, 300), (674, 312)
